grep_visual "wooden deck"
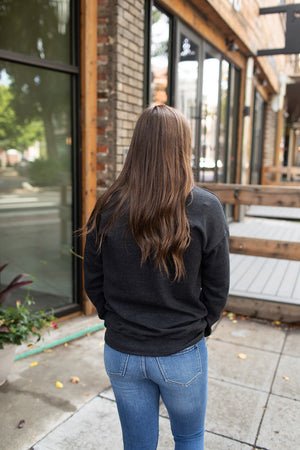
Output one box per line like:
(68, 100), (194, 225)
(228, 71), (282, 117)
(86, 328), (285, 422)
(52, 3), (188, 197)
(229, 209), (300, 306)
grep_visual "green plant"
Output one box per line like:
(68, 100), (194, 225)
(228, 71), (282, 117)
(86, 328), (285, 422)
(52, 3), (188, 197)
(27, 157), (66, 186)
(0, 264), (55, 349)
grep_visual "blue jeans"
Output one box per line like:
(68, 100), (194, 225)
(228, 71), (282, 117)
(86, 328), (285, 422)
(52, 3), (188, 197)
(104, 338), (208, 450)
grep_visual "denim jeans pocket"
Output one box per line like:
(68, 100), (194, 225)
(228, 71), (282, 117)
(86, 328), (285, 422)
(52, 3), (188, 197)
(156, 343), (202, 386)
(104, 344), (130, 377)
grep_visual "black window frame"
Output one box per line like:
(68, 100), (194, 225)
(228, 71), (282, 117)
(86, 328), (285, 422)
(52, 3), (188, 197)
(145, 1), (241, 188)
(144, 0), (174, 107)
(0, 0), (82, 317)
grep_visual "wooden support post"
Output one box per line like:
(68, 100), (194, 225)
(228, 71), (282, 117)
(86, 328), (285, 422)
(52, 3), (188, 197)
(241, 58), (254, 186)
(81, 0), (98, 315)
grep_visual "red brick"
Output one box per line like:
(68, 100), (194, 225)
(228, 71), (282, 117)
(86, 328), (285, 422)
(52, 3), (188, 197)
(97, 162), (106, 171)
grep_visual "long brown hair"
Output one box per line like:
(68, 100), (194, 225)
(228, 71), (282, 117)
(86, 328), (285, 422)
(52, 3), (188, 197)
(86, 104), (194, 281)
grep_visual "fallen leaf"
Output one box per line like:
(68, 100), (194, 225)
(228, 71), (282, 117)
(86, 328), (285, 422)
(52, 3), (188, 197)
(30, 362), (38, 367)
(282, 375), (290, 381)
(83, 392), (90, 396)
(232, 320), (238, 324)
(43, 349), (54, 353)
(99, 342), (105, 347)
(64, 343), (68, 347)
(56, 381), (64, 388)
(273, 321), (281, 325)
(227, 312), (236, 320)
(237, 353), (248, 359)
(17, 419), (25, 429)
(70, 376), (80, 383)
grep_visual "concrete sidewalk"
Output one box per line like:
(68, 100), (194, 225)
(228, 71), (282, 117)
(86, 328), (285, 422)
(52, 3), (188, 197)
(1, 314), (300, 450)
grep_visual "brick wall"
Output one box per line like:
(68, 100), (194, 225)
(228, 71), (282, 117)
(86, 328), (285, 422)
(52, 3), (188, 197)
(97, 0), (144, 191)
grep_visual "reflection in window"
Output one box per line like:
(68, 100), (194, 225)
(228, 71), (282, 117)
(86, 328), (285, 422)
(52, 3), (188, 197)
(228, 68), (240, 185)
(151, 6), (170, 104)
(0, 0), (71, 64)
(0, 63), (73, 311)
(177, 35), (199, 171)
(201, 55), (220, 182)
(218, 60), (230, 182)
(250, 91), (265, 184)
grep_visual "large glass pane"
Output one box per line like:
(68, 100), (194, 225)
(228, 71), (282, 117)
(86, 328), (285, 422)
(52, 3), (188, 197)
(250, 90), (265, 184)
(0, 0), (71, 65)
(200, 53), (220, 182)
(229, 67), (240, 185)
(0, 62), (73, 311)
(177, 34), (199, 174)
(151, 6), (170, 105)
(218, 60), (229, 182)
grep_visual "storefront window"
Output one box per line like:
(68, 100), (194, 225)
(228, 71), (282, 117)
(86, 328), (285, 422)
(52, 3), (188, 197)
(0, 63), (74, 311)
(228, 67), (240, 184)
(219, 60), (230, 182)
(250, 90), (265, 184)
(177, 34), (199, 172)
(200, 52), (220, 182)
(150, 5), (170, 104)
(147, 8), (240, 187)
(0, 0), (79, 314)
(0, 0), (72, 65)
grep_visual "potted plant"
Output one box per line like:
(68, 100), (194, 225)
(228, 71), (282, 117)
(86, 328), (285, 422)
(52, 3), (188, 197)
(0, 264), (55, 385)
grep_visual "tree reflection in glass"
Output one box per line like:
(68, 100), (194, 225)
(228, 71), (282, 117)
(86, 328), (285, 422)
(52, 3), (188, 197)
(0, 0), (71, 64)
(201, 55), (220, 182)
(151, 6), (170, 105)
(177, 35), (199, 172)
(0, 63), (73, 311)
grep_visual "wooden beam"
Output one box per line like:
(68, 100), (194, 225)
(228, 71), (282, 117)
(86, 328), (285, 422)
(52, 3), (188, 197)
(262, 166), (300, 185)
(263, 166), (300, 175)
(81, 0), (98, 315)
(230, 236), (300, 261)
(196, 183), (300, 207)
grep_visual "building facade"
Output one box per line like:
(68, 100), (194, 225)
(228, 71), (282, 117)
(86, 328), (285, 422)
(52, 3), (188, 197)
(0, 0), (298, 316)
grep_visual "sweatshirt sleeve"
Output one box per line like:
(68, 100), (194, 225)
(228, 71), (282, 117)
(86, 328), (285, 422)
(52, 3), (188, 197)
(200, 229), (230, 336)
(83, 229), (106, 319)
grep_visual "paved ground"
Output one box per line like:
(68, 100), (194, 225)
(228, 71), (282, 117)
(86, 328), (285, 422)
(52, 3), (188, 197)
(1, 314), (299, 450)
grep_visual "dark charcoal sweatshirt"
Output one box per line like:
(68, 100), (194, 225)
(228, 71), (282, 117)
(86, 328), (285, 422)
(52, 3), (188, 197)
(84, 185), (230, 356)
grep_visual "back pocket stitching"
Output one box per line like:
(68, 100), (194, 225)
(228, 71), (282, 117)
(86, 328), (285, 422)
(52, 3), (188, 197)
(156, 347), (202, 386)
(105, 348), (130, 377)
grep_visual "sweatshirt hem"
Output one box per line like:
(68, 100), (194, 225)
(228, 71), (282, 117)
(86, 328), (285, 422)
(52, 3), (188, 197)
(104, 329), (205, 357)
